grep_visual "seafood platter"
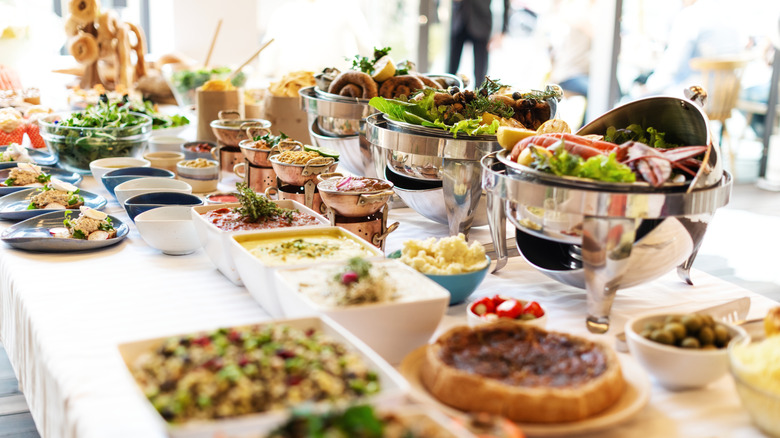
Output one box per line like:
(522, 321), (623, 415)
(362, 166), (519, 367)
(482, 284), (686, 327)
(483, 88), (731, 333)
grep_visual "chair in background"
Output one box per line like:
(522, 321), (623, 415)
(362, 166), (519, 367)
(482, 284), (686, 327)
(689, 56), (751, 176)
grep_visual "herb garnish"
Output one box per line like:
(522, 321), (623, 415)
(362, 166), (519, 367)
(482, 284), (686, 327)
(252, 131), (288, 146)
(350, 46), (391, 74)
(604, 124), (681, 149)
(234, 183), (294, 223)
(334, 257), (372, 285)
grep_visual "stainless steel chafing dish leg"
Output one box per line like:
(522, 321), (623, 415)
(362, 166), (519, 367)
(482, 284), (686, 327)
(486, 190), (508, 273)
(581, 216), (637, 334)
(442, 158), (483, 237)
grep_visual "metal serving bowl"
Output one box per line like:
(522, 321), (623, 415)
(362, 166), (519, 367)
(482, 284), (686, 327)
(238, 131), (302, 168)
(308, 120), (374, 177)
(317, 173), (394, 217)
(209, 110), (272, 147)
(269, 155), (339, 186)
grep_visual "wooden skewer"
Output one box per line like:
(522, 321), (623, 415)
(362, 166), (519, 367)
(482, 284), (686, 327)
(203, 19), (223, 68)
(227, 38), (275, 82)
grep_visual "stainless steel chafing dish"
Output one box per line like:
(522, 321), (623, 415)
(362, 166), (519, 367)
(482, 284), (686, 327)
(482, 91), (730, 333)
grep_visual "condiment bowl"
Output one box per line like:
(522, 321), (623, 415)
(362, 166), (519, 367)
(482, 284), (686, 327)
(625, 312), (747, 391)
(190, 201), (328, 286)
(176, 159), (219, 193)
(274, 259), (450, 364)
(209, 117), (271, 147)
(146, 136), (186, 153)
(269, 155), (339, 186)
(143, 151), (185, 174)
(180, 140), (217, 160)
(205, 193), (238, 204)
(101, 167), (176, 199)
(123, 192), (203, 221)
(229, 227), (383, 316)
(466, 296), (547, 328)
(89, 157), (150, 183)
(114, 177), (193, 206)
(238, 137), (302, 168)
(729, 333), (780, 436)
(134, 206), (201, 255)
(421, 255), (491, 305)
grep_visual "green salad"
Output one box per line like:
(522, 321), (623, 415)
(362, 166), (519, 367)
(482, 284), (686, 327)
(531, 143), (636, 183)
(122, 99), (189, 130)
(170, 66), (247, 95)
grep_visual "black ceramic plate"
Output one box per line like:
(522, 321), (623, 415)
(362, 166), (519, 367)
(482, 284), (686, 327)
(0, 211), (128, 252)
(0, 188), (106, 221)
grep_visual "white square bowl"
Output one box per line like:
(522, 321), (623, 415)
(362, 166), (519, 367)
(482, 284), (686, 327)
(190, 201), (328, 285)
(117, 315), (409, 438)
(229, 227), (384, 317)
(274, 259), (449, 364)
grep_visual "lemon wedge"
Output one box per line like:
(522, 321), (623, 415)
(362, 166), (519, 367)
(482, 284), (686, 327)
(372, 56), (396, 82)
(537, 119), (571, 134)
(764, 306), (780, 336)
(497, 126), (538, 151)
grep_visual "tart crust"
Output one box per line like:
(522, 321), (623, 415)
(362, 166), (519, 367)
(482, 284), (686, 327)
(421, 322), (625, 423)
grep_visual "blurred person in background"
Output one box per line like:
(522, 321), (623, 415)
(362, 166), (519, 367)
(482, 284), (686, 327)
(447, 0), (510, 88)
(642, 0), (751, 96)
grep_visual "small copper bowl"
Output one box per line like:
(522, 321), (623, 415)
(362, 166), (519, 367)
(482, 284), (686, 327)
(209, 110), (271, 147)
(238, 126), (303, 167)
(269, 155), (338, 186)
(317, 173), (394, 217)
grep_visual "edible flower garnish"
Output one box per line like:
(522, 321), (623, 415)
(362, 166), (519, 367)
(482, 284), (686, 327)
(336, 257), (372, 285)
(234, 183), (294, 223)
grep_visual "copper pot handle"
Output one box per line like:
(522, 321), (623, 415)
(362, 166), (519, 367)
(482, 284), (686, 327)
(233, 162), (246, 179)
(242, 123), (270, 140)
(218, 109), (241, 120)
(316, 172), (344, 183)
(301, 157), (335, 176)
(211, 146), (220, 161)
(373, 221), (400, 247)
(264, 186), (279, 200)
(357, 190), (394, 205)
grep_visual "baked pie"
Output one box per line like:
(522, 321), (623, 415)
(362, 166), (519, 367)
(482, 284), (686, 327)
(421, 322), (625, 423)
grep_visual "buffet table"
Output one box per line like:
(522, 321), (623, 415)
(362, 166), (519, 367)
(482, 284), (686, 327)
(0, 175), (776, 438)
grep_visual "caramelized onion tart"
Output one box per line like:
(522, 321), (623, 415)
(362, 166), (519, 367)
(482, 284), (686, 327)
(421, 322), (625, 423)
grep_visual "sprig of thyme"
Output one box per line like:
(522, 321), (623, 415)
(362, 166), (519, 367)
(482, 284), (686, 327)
(234, 183), (294, 223)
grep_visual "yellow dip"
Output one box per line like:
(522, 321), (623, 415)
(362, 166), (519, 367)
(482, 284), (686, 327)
(241, 235), (374, 266)
(732, 336), (780, 395)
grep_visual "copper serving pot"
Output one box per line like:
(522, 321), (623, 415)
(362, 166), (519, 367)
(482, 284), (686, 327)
(238, 125), (303, 168)
(269, 155), (338, 186)
(265, 185), (324, 214)
(317, 173), (394, 217)
(233, 160), (277, 193)
(209, 110), (272, 147)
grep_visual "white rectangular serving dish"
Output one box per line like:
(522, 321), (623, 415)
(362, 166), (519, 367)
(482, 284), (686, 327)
(191, 200), (328, 285)
(274, 259), (449, 364)
(117, 315), (409, 438)
(229, 226), (384, 317)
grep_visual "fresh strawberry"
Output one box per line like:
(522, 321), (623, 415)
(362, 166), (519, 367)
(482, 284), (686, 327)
(25, 123), (46, 149)
(496, 299), (524, 319)
(522, 301), (545, 318)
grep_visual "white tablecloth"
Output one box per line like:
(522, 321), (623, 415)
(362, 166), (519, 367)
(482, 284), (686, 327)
(0, 176), (776, 438)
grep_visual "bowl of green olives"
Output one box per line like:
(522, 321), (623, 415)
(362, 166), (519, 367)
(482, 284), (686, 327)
(625, 312), (748, 391)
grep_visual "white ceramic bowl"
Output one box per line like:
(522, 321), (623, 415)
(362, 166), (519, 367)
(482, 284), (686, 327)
(229, 227), (383, 317)
(274, 259), (449, 364)
(625, 312), (747, 390)
(177, 159), (219, 193)
(134, 206), (201, 255)
(143, 151), (185, 174)
(466, 296), (547, 329)
(114, 177), (193, 206)
(146, 136), (186, 153)
(190, 201), (328, 286)
(117, 315), (409, 437)
(89, 157), (151, 183)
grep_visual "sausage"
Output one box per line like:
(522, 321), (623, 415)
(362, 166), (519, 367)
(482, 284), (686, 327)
(327, 71), (378, 99)
(414, 74), (441, 88)
(378, 75), (425, 98)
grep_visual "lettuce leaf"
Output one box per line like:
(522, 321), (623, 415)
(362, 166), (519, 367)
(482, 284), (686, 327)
(534, 145), (635, 183)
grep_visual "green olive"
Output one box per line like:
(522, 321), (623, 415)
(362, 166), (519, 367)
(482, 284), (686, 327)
(714, 324), (731, 347)
(640, 328), (654, 339)
(664, 322), (687, 341)
(701, 344), (718, 350)
(698, 326), (715, 345)
(682, 314), (703, 334)
(700, 314), (715, 328)
(644, 322), (661, 332)
(681, 337), (701, 349)
(664, 315), (682, 325)
(650, 329), (675, 345)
